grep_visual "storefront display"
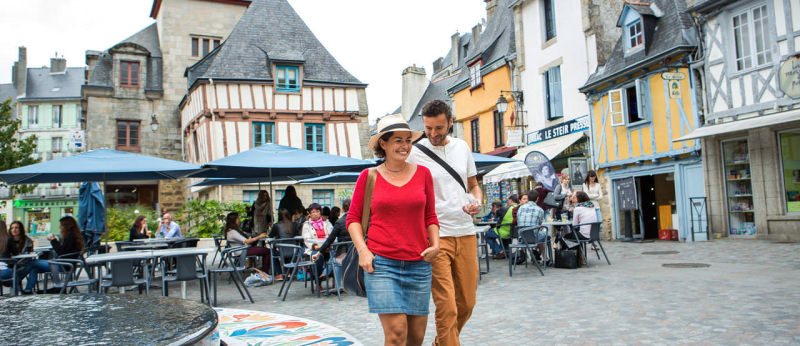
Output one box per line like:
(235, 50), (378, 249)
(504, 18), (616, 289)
(722, 139), (755, 236)
(12, 199), (79, 235)
(779, 131), (800, 213)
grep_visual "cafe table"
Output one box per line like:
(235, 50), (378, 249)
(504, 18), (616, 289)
(0, 294), (218, 345)
(3, 254), (38, 295)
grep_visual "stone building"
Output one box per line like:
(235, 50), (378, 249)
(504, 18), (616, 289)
(9, 47), (84, 234)
(680, 0), (800, 240)
(180, 0), (370, 210)
(82, 0), (248, 213)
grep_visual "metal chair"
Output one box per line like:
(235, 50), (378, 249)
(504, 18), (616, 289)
(208, 246), (253, 306)
(0, 258), (22, 296)
(475, 227), (491, 280)
(47, 259), (100, 294)
(160, 253), (210, 303)
(274, 243), (319, 301)
(211, 235), (226, 266)
(326, 241), (352, 301)
(100, 258), (150, 295)
(569, 222), (610, 267)
(507, 226), (548, 277)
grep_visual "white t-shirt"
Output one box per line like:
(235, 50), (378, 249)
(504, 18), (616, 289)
(407, 136), (477, 237)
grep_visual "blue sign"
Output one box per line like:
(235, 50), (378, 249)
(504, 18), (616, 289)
(526, 115), (590, 145)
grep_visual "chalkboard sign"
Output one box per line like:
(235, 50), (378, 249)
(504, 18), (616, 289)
(616, 177), (638, 211)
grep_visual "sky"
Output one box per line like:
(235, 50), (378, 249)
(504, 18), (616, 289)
(0, 0), (487, 122)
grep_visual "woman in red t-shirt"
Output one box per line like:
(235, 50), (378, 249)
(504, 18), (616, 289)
(347, 114), (440, 345)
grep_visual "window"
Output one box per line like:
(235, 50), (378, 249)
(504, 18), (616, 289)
(543, 0), (557, 41)
(213, 39), (220, 49)
(52, 105), (62, 128)
(120, 61), (139, 88)
(493, 110), (504, 148)
(253, 122), (274, 147)
(191, 38), (199, 57)
(192, 131), (200, 161)
(28, 105), (38, 127)
(305, 124), (325, 152)
(627, 20), (643, 49)
(276, 65), (300, 92)
(116, 120), (140, 151)
(469, 63), (481, 88)
(544, 66), (563, 120)
(779, 131), (800, 213)
(52, 137), (62, 153)
(470, 118), (480, 153)
(242, 190), (259, 204)
(312, 189), (334, 208)
(609, 78), (649, 126)
(732, 4), (770, 71)
(202, 39), (210, 56)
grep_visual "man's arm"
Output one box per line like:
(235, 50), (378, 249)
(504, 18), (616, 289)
(464, 176), (482, 216)
(166, 223), (180, 238)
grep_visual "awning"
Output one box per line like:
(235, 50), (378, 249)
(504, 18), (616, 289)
(674, 108), (800, 142)
(483, 132), (586, 184)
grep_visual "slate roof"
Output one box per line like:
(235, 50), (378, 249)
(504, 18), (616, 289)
(0, 84), (17, 113)
(448, 0), (516, 94)
(407, 74), (459, 132)
(688, 0), (736, 13)
(186, 0), (364, 88)
(581, 0), (696, 92)
(20, 67), (84, 100)
(86, 23), (163, 92)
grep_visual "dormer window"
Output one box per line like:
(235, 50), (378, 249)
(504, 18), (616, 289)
(276, 65), (300, 93)
(469, 62), (482, 88)
(627, 20), (644, 49)
(120, 61), (139, 88)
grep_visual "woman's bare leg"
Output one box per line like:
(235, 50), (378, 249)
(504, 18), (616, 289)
(379, 313), (408, 346)
(406, 314), (428, 346)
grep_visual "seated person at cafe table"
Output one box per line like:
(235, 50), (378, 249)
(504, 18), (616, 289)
(480, 200), (504, 222)
(158, 213), (182, 239)
(302, 203), (333, 282)
(312, 199), (352, 288)
(129, 215), (151, 240)
(487, 194), (519, 259)
(1, 222), (19, 283)
(564, 191), (597, 243)
(516, 189), (547, 260)
(10, 221), (34, 254)
(269, 208), (299, 280)
(225, 212), (271, 274)
(20, 216), (85, 294)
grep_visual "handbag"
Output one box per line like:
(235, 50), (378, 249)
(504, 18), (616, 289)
(341, 168), (377, 298)
(543, 192), (560, 209)
(554, 248), (580, 269)
(244, 268), (273, 287)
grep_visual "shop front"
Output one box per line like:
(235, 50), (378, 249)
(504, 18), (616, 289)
(12, 199), (79, 235)
(483, 116), (592, 203)
(679, 111), (800, 241)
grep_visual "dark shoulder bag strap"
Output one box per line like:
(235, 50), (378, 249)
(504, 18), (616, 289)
(361, 168), (378, 239)
(413, 143), (467, 192)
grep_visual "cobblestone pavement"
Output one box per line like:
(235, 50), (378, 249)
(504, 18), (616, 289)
(201, 239), (800, 345)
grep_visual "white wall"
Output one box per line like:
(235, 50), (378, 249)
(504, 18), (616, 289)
(519, 0), (594, 135)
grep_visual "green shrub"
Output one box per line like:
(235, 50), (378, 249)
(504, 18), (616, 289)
(177, 199), (250, 238)
(105, 205), (159, 242)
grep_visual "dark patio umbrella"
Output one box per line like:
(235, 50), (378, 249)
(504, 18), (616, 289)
(0, 148), (202, 245)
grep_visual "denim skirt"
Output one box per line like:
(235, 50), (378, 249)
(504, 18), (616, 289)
(364, 254), (432, 315)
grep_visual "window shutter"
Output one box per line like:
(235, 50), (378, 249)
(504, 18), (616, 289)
(551, 66), (563, 119)
(544, 69), (552, 118)
(636, 78), (650, 121)
(21, 106), (28, 129)
(608, 89), (624, 126)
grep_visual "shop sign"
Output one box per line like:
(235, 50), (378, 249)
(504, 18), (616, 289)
(669, 80), (681, 99)
(69, 130), (84, 150)
(526, 115), (590, 144)
(779, 55), (800, 99)
(13, 200), (76, 208)
(561, 138), (589, 157)
(661, 72), (685, 80)
(505, 129), (524, 147)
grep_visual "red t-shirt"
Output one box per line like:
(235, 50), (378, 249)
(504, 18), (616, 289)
(346, 165), (439, 261)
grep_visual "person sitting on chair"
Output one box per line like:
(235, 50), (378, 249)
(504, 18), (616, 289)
(312, 199), (352, 292)
(487, 194), (519, 259)
(225, 212), (270, 274)
(566, 191), (597, 242)
(20, 216), (85, 294)
(516, 189), (547, 262)
(302, 203), (333, 283)
(158, 213), (182, 239)
(9, 221), (34, 254)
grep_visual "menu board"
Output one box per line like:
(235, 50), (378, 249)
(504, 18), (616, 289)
(616, 177), (638, 211)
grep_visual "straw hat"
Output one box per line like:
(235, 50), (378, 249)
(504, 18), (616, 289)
(368, 113), (423, 152)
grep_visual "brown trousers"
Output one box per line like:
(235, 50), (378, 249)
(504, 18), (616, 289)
(432, 235), (478, 346)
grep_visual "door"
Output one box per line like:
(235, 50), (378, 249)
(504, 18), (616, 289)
(682, 163), (707, 241)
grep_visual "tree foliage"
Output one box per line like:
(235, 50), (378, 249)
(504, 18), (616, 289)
(177, 199), (250, 238)
(0, 98), (40, 196)
(105, 205), (160, 242)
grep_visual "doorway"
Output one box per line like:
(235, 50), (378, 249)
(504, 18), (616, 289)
(637, 173), (676, 239)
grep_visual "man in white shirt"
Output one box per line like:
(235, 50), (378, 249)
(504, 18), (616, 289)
(158, 213), (182, 239)
(406, 100), (481, 346)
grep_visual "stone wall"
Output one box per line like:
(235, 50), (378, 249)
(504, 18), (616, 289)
(581, 0), (623, 66)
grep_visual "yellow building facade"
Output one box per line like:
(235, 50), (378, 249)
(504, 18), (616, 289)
(453, 65), (516, 154)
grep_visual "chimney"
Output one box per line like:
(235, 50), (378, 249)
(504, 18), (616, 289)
(432, 57), (443, 74)
(50, 52), (67, 74)
(451, 32), (460, 69)
(471, 23), (482, 48)
(401, 65), (428, 121)
(12, 46), (27, 97)
(485, 0), (498, 20)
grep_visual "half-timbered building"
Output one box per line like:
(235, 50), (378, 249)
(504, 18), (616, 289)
(681, 0), (800, 240)
(579, 0), (705, 241)
(180, 0), (369, 206)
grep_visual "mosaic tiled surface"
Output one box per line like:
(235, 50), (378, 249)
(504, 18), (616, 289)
(216, 308), (361, 346)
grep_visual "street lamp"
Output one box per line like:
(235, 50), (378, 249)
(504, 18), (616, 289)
(150, 114), (159, 132)
(496, 96), (508, 114)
